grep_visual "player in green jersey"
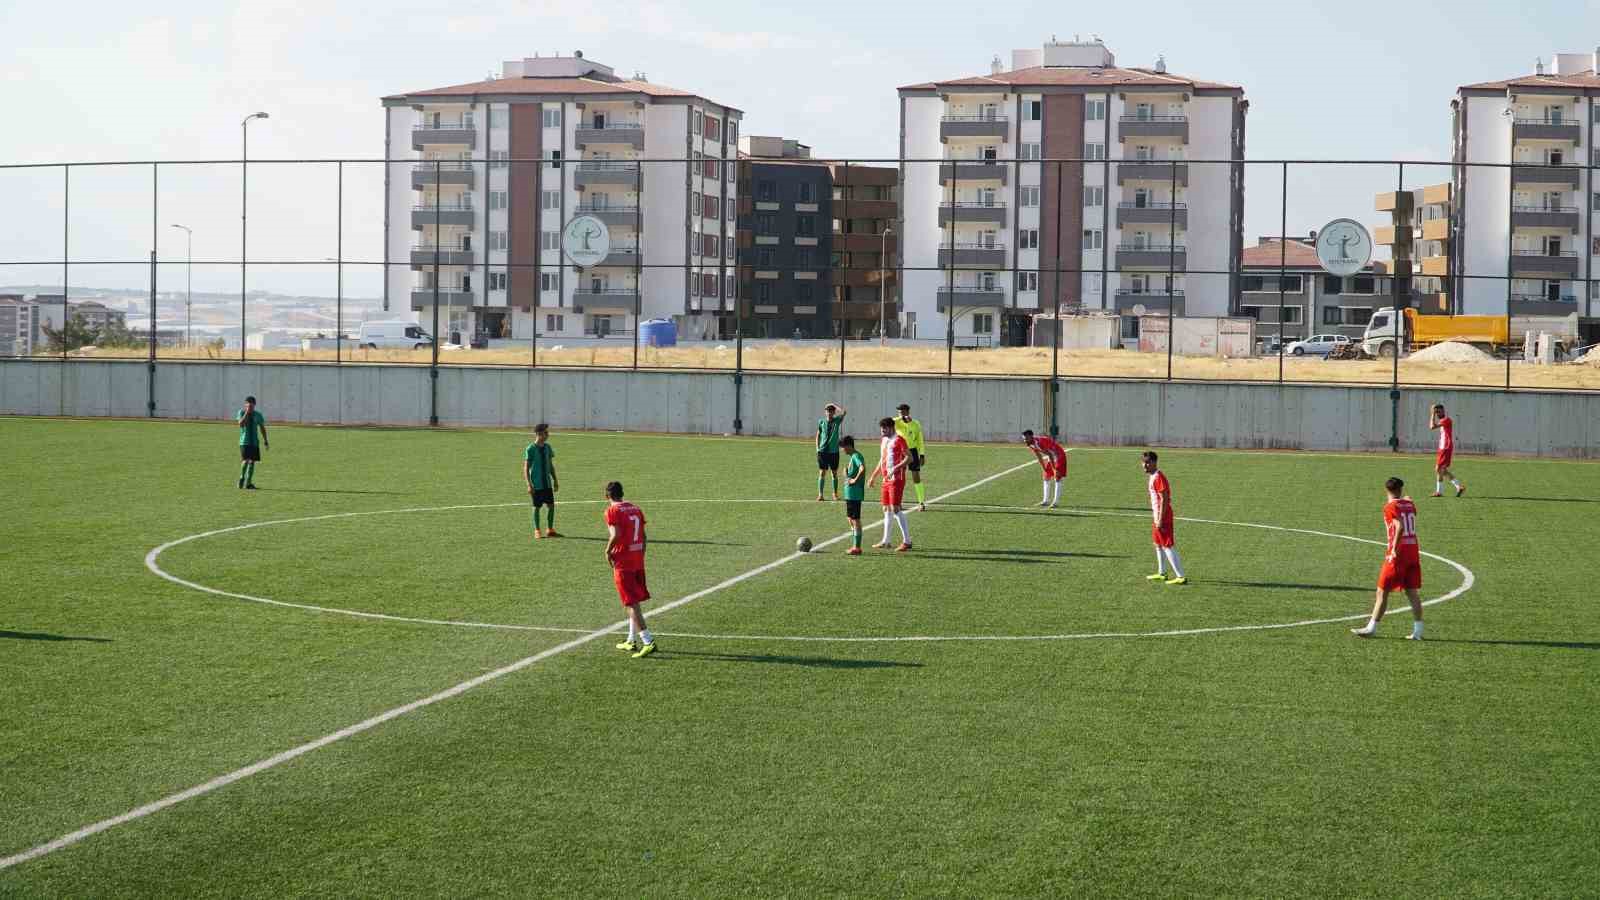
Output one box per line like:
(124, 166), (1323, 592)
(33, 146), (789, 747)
(840, 435), (867, 556)
(524, 423), (560, 539)
(235, 396), (269, 489)
(816, 402), (847, 501)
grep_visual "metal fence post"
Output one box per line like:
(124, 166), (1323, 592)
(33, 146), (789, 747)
(839, 159), (848, 374)
(1168, 159), (1180, 381)
(945, 159), (956, 377)
(1050, 160), (1063, 439)
(1391, 162), (1404, 452)
(1277, 162), (1288, 383)
(61, 165), (69, 362)
(336, 161), (343, 365)
(429, 159), (441, 427)
(148, 163), (158, 417)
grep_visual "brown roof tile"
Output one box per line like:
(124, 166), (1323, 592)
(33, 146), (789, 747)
(389, 75), (711, 103)
(1241, 239), (1322, 268)
(1460, 70), (1600, 91)
(901, 65), (1238, 93)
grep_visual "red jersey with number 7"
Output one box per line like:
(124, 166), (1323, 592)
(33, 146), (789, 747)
(604, 501), (648, 571)
(1383, 497), (1419, 562)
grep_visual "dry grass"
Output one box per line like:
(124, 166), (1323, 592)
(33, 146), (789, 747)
(37, 344), (1600, 390)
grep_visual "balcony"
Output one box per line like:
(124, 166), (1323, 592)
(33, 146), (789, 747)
(1419, 256), (1450, 277)
(939, 116), (1008, 141)
(1511, 205), (1581, 232)
(573, 204), (640, 227)
(936, 286), (1005, 310)
(1116, 202), (1188, 229)
(573, 287), (638, 311)
(1118, 115), (1189, 142)
(575, 123), (644, 150)
(938, 244), (1007, 267)
(838, 199), (896, 220)
(1114, 290), (1185, 315)
(1509, 294), (1579, 315)
(1509, 251), (1579, 278)
(939, 161), (1009, 185)
(409, 289), (473, 307)
(1116, 244), (1187, 270)
(1117, 161), (1188, 186)
(938, 202), (1007, 226)
(1512, 118), (1581, 143)
(410, 203), (476, 229)
(834, 232), (897, 253)
(1510, 164), (1580, 188)
(409, 245), (474, 267)
(1421, 218), (1450, 241)
(595, 245), (641, 268)
(411, 162), (475, 189)
(574, 161), (641, 189)
(412, 124), (476, 150)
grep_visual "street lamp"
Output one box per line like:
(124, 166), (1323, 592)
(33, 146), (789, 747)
(241, 111), (269, 359)
(878, 224), (894, 347)
(170, 224), (192, 347)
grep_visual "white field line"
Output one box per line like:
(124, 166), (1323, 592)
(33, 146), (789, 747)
(4, 460), (1036, 871)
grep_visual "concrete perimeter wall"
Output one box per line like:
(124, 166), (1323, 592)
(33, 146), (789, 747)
(4, 360), (1599, 458)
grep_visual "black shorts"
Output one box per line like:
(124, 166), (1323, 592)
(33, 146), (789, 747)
(845, 499), (862, 520)
(531, 488), (555, 506)
(817, 450), (840, 471)
(240, 444), (261, 462)
(907, 451), (922, 473)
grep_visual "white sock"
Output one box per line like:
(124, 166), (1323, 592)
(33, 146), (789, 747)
(1359, 618), (1377, 633)
(639, 628), (653, 645)
(1411, 621), (1424, 638)
(1041, 479), (1050, 503)
(1450, 479), (1461, 489)
(882, 515), (892, 543)
(1436, 480), (1443, 493)
(1051, 480), (1062, 505)
(1163, 547), (1185, 579)
(895, 512), (911, 543)
(626, 621), (637, 642)
(1154, 547), (1166, 574)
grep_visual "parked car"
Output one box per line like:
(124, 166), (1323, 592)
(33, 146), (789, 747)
(1286, 334), (1354, 358)
(357, 321), (434, 349)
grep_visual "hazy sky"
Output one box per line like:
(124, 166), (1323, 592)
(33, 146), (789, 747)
(2, 0), (1597, 297)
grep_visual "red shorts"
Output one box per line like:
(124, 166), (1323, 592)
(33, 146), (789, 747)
(1042, 452), (1067, 481)
(612, 567), (650, 607)
(881, 479), (905, 507)
(1436, 450), (1453, 470)
(1378, 554), (1422, 592)
(1151, 517), (1175, 548)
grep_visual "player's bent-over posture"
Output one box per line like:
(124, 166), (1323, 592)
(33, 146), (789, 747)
(1143, 451), (1186, 585)
(1429, 404), (1464, 498)
(867, 417), (913, 552)
(605, 481), (656, 659)
(524, 423), (560, 538)
(816, 402), (847, 501)
(1022, 429), (1067, 508)
(840, 435), (867, 556)
(1352, 477), (1425, 641)
(236, 395), (269, 490)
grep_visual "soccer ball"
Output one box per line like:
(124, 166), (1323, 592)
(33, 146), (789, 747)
(796, 536), (813, 553)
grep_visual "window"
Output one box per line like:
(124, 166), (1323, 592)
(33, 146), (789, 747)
(757, 248), (774, 267)
(1086, 99), (1106, 121)
(693, 110), (703, 134)
(1242, 275), (1264, 292)
(705, 117), (720, 141)
(541, 231), (560, 251)
(704, 234), (720, 257)
(540, 272), (558, 292)
(1281, 306), (1303, 325)
(488, 231), (508, 251)
(756, 214), (777, 234)
(692, 191), (701, 216)
(1281, 275), (1303, 293)
(541, 190), (560, 210)
(1019, 186), (1040, 207)
(757, 282), (772, 302)
(1082, 229), (1103, 250)
(1323, 275), (1343, 294)
(797, 283), (813, 303)
(796, 248), (814, 269)
(489, 150), (509, 169)
(488, 271), (508, 291)
(1348, 307), (1373, 326)
(1121, 315), (1140, 340)
(972, 313), (994, 334)
(1323, 306), (1343, 325)
(546, 150), (562, 170)
(543, 313), (563, 331)
(1026, 100), (1042, 121)
(489, 191), (508, 210)
(1019, 228), (1039, 250)
(757, 180), (776, 202)
(1084, 186), (1103, 207)
(1351, 275), (1376, 294)
(1017, 271), (1038, 292)
(798, 182), (816, 203)
(1019, 143), (1042, 161)
(1083, 142), (1105, 160)
(797, 216), (816, 237)
(542, 108), (560, 128)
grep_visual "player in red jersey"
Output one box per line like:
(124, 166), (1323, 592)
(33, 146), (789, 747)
(1022, 429), (1067, 508)
(866, 417), (912, 551)
(1352, 477), (1425, 640)
(1142, 451), (1186, 585)
(1429, 404), (1464, 498)
(603, 481), (656, 658)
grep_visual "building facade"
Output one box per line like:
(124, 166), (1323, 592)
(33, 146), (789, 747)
(898, 38), (1246, 346)
(1374, 183), (1454, 314)
(383, 54), (742, 343)
(1238, 237), (1386, 342)
(0, 295), (40, 357)
(1455, 52), (1600, 318)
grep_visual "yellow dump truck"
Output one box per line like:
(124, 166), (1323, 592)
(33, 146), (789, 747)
(1360, 307), (1576, 358)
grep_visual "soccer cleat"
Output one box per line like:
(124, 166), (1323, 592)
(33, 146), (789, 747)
(1165, 576), (1187, 586)
(872, 541), (891, 549)
(532, 531), (544, 540)
(1146, 573), (1167, 581)
(1351, 627), (1375, 638)
(544, 530), (561, 538)
(896, 542), (912, 553)
(615, 640), (638, 652)
(816, 495), (824, 502)
(1037, 501), (1049, 508)
(245, 483), (258, 490)
(918, 503), (926, 512)
(846, 547), (861, 556)
(631, 642), (657, 659)
(237, 478), (245, 489)
(833, 493), (841, 501)
(1406, 633), (1424, 641)
(1047, 502), (1059, 509)
(1455, 485), (1466, 498)
(1430, 492), (1443, 498)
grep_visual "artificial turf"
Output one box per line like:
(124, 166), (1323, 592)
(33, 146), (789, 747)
(1, 416), (1596, 897)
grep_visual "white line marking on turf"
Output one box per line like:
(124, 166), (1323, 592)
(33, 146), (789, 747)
(5, 461), (1036, 871)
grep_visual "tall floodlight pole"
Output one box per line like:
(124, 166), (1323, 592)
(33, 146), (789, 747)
(241, 111), (270, 359)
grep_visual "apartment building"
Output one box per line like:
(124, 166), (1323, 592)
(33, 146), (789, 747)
(1454, 52), (1600, 318)
(736, 137), (898, 339)
(383, 53), (742, 342)
(1374, 183), (1454, 314)
(1238, 236), (1386, 342)
(0, 295), (40, 357)
(898, 37), (1245, 346)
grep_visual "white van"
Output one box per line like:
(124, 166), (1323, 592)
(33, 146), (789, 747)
(358, 321), (434, 349)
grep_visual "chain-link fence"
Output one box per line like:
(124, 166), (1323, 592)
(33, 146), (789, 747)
(2, 156), (1597, 392)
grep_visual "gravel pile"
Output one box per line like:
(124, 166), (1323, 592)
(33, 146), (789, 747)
(1409, 341), (1494, 364)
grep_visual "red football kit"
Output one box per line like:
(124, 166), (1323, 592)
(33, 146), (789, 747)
(1148, 470), (1175, 548)
(604, 500), (651, 607)
(1033, 435), (1068, 481)
(880, 433), (909, 506)
(1435, 416), (1454, 469)
(1378, 497), (1422, 592)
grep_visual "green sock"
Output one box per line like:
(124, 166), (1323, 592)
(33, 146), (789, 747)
(853, 527), (862, 549)
(832, 475), (840, 495)
(817, 475), (824, 496)
(532, 505), (542, 531)
(239, 461), (249, 483)
(245, 462), (255, 484)
(915, 482), (925, 503)
(546, 505), (554, 531)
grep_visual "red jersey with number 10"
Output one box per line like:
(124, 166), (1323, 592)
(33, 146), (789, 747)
(605, 501), (648, 570)
(1383, 497), (1419, 561)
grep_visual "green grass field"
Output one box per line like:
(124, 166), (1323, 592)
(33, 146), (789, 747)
(2, 416), (1597, 897)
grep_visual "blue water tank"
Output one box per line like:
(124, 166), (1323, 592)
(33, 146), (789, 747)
(639, 318), (677, 348)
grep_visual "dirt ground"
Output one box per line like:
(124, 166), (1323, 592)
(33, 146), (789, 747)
(44, 343), (1600, 390)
